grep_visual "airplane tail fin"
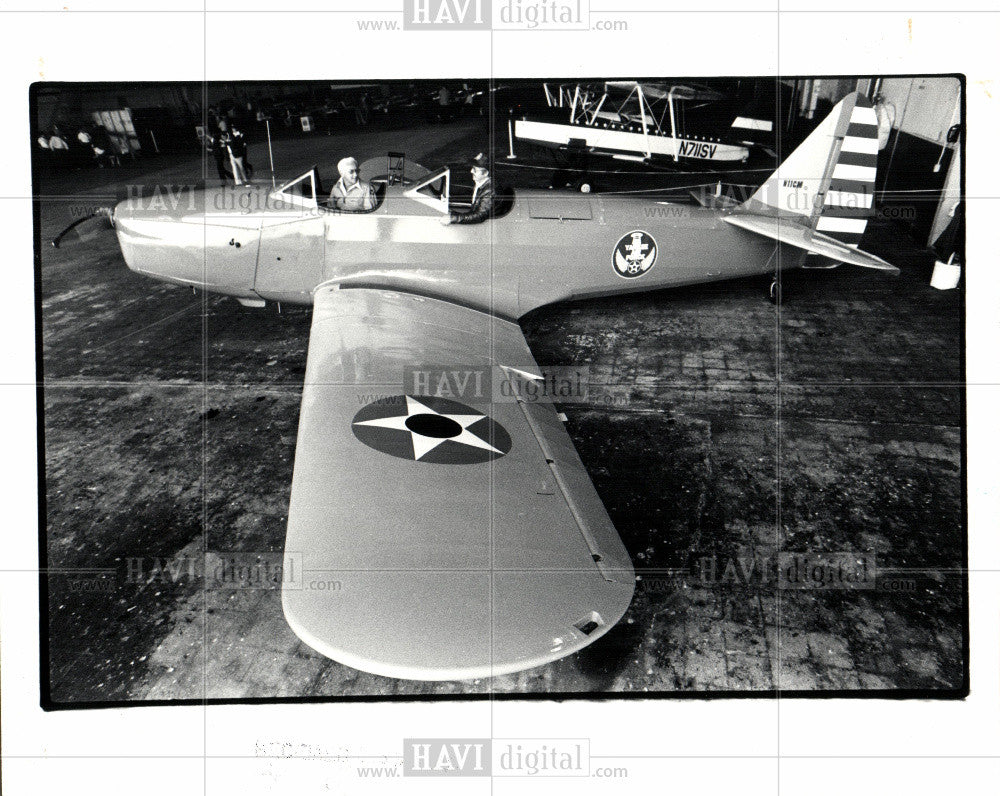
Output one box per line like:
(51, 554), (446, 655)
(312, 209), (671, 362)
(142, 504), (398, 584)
(740, 92), (879, 248)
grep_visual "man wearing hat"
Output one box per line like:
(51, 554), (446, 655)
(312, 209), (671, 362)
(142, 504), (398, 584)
(330, 157), (376, 212)
(441, 152), (494, 225)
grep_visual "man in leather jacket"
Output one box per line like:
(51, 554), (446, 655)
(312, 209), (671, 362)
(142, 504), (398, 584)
(441, 152), (494, 225)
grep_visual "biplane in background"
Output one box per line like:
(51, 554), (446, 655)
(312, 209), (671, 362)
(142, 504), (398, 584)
(512, 80), (776, 166)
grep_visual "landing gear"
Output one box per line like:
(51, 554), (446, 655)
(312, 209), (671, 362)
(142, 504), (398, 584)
(768, 277), (781, 305)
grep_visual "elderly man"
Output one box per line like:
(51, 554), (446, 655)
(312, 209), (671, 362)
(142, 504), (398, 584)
(441, 152), (493, 225)
(329, 157), (376, 212)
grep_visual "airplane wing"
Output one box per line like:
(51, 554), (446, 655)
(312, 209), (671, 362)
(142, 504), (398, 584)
(724, 213), (900, 274)
(282, 284), (635, 681)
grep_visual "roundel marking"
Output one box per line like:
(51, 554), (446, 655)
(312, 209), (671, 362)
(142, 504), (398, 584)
(613, 229), (658, 278)
(351, 395), (512, 464)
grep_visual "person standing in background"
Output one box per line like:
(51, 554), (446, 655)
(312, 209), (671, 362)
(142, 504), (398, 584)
(217, 119), (252, 186)
(206, 128), (231, 183)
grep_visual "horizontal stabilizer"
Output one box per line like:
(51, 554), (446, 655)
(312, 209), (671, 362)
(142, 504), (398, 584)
(724, 213), (899, 274)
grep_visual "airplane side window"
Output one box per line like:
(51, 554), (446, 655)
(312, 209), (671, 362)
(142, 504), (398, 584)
(403, 167), (450, 213)
(271, 169), (320, 209)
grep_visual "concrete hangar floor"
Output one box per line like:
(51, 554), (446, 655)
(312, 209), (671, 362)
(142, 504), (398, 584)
(38, 115), (964, 704)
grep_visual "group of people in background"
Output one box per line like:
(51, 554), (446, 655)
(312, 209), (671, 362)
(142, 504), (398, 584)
(35, 124), (121, 169)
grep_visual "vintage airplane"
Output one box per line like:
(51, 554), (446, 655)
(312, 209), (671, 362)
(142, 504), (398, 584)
(54, 92), (895, 680)
(513, 80), (771, 166)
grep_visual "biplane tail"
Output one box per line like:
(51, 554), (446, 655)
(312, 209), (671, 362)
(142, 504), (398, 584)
(726, 92), (897, 273)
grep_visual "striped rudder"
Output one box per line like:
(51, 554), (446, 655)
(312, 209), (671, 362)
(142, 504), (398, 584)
(742, 92), (879, 247)
(817, 95), (878, 247)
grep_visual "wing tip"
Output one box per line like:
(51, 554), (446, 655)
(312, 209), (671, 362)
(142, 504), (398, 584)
(281, 579), (634, 682)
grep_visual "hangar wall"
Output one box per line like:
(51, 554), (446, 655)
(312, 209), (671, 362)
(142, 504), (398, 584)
(874, 77), (962, 247)
(879, 76), (961, 144)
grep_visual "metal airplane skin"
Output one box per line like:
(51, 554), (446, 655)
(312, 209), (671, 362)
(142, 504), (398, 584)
(94, 93), (896, 680)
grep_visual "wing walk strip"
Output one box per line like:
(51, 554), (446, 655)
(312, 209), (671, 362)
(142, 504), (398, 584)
(507, 371), (618, 583)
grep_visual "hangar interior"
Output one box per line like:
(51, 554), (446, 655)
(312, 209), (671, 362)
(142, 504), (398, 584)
(35, 75), (964, 702)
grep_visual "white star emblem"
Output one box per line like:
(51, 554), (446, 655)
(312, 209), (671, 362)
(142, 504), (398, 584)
(352, 396), (504, 461)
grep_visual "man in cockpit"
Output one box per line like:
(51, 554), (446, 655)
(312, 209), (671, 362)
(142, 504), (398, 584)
(440, 152), (494, 225)
(329, 157), (376, 212)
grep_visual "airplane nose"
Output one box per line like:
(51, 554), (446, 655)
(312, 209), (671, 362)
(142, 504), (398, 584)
(112, 198), (142, 274)
(112, 197), (130, 226)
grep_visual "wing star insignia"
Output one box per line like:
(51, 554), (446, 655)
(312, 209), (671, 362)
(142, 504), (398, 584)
(351, 395), (512, 464)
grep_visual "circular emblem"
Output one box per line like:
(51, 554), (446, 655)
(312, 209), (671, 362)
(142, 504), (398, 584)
(351, 395), (512, 465)
(613, 230), (657, 278)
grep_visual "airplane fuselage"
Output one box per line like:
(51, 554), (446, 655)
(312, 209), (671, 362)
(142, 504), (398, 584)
(114, 182), (777, 319)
